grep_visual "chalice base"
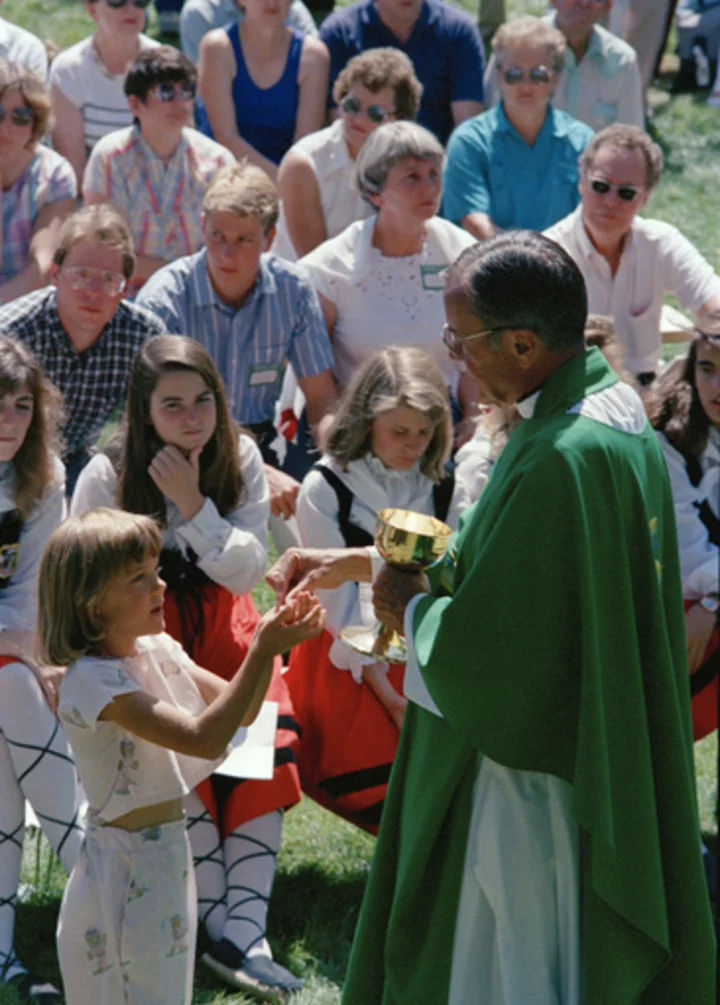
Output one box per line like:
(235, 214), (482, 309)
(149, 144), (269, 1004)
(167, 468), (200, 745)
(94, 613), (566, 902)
(340, 624), (407, 663)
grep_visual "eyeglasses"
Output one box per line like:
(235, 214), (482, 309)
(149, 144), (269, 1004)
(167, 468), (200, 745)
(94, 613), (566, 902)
(0, 105), (34, 127)
(588, 177), (645, 203)
(340, 96), (395, 124)
(442, 324), (505, 359)
(61, 266), (128, 296)
(149, 80), (196, 103)
(104, 0), (152, 8)
(500, 64), (554, 85)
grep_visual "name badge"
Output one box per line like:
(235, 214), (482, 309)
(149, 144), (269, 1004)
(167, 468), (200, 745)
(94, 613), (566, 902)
(248, 364), (284, 387)
(420, 265), (447, 291)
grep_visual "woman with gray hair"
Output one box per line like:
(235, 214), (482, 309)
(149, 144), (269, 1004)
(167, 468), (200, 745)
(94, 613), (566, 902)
(299, 120), (479, 445)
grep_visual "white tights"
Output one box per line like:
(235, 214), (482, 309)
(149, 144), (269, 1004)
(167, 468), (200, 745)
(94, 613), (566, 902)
(185, 791), (282, 959)
(0, 662), (84, 982)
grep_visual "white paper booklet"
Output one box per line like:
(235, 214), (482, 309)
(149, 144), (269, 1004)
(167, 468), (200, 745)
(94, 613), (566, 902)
(215, 701), (278, 780)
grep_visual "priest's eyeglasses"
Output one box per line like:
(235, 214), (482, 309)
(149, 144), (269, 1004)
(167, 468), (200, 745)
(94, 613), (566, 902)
(442, 324), (504, 359)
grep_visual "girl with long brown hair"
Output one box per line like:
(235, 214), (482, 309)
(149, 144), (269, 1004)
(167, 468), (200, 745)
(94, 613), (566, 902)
(71, 334), (305, 1000)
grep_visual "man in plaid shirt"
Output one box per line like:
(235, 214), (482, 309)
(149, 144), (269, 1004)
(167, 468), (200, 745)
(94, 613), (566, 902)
(0, 204), (167, 491)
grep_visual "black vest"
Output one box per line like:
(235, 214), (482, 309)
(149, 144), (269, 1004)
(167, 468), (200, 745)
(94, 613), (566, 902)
(684, 454), (720, 548)
(0, 509), (24, 590)
(314, 465), (455, 548)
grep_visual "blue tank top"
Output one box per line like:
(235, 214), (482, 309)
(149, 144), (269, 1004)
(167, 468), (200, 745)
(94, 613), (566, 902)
(198, 23), (303, 165)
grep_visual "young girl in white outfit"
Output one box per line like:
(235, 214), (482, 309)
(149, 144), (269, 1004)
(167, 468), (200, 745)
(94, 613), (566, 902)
(40, 508), (325, 1005)
(71, 334), (305, 999)
(0, 336), (83, 1004)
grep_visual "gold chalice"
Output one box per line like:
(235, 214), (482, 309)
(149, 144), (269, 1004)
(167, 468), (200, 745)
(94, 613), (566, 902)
(340, 507), (452, 662)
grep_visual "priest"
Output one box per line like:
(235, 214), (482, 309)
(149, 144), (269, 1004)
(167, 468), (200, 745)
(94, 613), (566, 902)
(267, 231), (715, 1005)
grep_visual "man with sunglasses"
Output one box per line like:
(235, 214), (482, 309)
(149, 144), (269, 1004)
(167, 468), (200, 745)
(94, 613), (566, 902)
(546, 124), (720, 383)
(319, 0), (485, 145)
(483, 0), (644, 133)
(83, 46), (234, 294)
(444, 16), (593, 241)
(0, 205), (167, 491)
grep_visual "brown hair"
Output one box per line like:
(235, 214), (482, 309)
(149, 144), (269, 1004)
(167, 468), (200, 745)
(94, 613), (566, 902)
(333, 48), (423, 122)
(115, 335), (246, 523)
(38, 509), (163, 665)
(202, 161), (279, 234)
(0, 336), (64, 517)
(325, 346), (452, 482)
(647, 311), (720, 458)
(492, 16), (566, 73)
(580, 124), (664, 190)
(53, 204), (136, 279)
(124, 44), (197, 102)
(0, 59), (52, 147)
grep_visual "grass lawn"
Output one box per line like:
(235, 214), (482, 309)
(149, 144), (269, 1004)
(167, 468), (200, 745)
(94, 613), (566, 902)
(1, 1), (717, 1002)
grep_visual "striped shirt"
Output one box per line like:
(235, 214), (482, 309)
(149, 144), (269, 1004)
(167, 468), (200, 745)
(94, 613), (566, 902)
(0, 288), (167, 455)
(136, 250), (333, 425)
(83, 125), (233, 292)
(2, 146), (77, 282)
(49, 34), (161, 154)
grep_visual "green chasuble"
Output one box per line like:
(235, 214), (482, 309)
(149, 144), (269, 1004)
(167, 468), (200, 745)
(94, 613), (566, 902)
(342, 348), (715, 1005)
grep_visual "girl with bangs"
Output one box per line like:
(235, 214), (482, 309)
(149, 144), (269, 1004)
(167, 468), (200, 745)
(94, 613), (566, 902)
(71, 334), (306, 1000)
(283, 346), (471, 834)
(0, 336), (84, 1005)
(41, 509), (323, 1005)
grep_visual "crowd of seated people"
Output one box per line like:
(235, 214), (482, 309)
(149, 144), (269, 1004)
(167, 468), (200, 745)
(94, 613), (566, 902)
(0, 1), (717, 1003)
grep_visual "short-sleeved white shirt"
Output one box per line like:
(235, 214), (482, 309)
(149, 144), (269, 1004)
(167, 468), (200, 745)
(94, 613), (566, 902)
(49, 34), (160, 153)
(545, 207), (720, 375)
(58, 633), (226, 824)
(299, 215), (475, 392)
(271, 119), (373, 262)
(0, 17), (48, 79)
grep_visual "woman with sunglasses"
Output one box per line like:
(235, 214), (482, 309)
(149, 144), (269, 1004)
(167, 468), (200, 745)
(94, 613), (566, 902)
(48, 0), (160, 188)
(300, 121), (479, 447)
(444, 15), (593, 242)
(0, 61), (76, 303)
(546, 124), (720, 384)
(272, 48), (422, 262)
(83, 47), (234, 295)
(196, 0), (328, 182)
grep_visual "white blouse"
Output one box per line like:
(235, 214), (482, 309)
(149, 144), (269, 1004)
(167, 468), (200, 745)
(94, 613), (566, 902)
(271, 119), (373, 262)
(296, 452), (470, 680)
(299, 216), (476, 393)
(58, 633), (226, 824)
(658, 426), (720, 599)
(70, 435), (269, 597)
(0, 455), (65, 633)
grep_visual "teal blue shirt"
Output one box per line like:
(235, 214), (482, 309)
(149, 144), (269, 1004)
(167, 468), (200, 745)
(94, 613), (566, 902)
(442, 104), (593, 231)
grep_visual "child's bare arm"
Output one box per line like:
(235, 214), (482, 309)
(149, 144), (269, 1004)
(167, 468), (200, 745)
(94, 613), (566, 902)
(362, 663), (407, 732)
(100, 594), (325, 760)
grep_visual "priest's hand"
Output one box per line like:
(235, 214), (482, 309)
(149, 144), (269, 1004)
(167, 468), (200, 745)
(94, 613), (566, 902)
(372, 564), (429, 636)
(685, 602), (717, 673)
(266, 546), (372, 605)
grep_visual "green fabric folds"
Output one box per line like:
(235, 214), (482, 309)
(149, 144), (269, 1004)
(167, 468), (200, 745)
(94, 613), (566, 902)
(343, 349), (715, 1005)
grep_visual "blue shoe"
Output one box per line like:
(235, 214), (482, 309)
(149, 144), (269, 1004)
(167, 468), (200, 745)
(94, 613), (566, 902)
(201, 938), (303, 1002)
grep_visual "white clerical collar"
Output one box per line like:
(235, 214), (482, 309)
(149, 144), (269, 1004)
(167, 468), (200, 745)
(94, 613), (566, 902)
(516, 389), (542, 419)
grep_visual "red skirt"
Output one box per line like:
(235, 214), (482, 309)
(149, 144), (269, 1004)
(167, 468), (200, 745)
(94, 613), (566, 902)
(164, 584), (301, 837)
(684, 599), (719, 741)
(284, 629), (404, 835)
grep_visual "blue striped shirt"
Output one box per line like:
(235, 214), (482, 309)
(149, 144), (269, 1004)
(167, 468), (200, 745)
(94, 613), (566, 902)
(136, 250), (334, 426)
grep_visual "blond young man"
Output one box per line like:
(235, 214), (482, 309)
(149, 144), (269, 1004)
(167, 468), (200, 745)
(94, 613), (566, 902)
(136, 161), (336, 523)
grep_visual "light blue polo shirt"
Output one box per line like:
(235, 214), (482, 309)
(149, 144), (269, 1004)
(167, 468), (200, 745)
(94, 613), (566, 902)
(443, 104), (593, 232)
(136, 250), (333, 427)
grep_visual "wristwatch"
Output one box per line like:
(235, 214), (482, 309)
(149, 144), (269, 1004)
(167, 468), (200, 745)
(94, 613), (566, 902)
(699, 595), (720, 616)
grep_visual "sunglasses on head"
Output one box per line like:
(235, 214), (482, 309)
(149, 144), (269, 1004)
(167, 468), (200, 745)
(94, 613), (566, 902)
(340, 96), (393, 124)
(0, 105), (34, 127)
(501, 64), (553, 85)
(588, 177), (644, 202)
(149, 80), (196, 102)
(104, 0), (152, 9)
